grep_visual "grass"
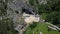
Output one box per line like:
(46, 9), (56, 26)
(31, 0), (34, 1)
(24, 23), (60, 34)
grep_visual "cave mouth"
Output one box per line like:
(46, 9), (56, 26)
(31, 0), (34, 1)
(22, 8), (34, 15)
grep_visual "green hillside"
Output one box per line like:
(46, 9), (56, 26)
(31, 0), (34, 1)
(24, 23), (60, 34)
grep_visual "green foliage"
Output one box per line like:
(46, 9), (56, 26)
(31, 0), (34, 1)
(29, 0), (60, 13)
(29, 0), (34, 5)
(24, 23), (60, 34)
(29, 0), (60, 27)
(0, 0), (8, 16)
(29, 22), (38, 30)
(45, 12), (60, 26)
(0, 18), (17, 34)
(0, 0), (17, 34)
(44, 0), (60, 26)
(46, 0), (60, 12)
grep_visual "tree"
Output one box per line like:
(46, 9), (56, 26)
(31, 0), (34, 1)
(45, 12), (60, 26)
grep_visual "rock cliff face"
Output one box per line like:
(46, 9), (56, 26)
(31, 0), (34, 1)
(7, 0), (38, 33)
(7, 0), (28, 31)
(0, 0), (45, 34)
